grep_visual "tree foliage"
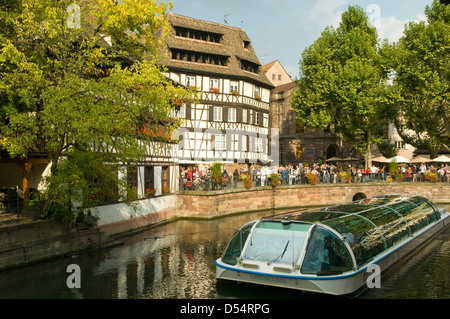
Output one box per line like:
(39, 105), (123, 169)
(291, 5), (395, 166)
(387, 0), (450, 157)
(0, 0), (191, 221)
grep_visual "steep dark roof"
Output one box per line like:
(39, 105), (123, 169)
(160, 13), (274, 88)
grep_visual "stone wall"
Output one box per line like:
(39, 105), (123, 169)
(176, 183), (450, 219)
(96, 195), (177, 236)
(0, 220), (105, 271)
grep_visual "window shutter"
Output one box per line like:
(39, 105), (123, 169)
(223, 107), (228, 122)
(186, 104), (192, 120)
(209, 105), (214, 122)
(226, 133), (232, 151)
(237, 107), (243, 123)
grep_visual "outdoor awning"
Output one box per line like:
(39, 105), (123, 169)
(432, 155), (450, 163)
(370, 156), (388, 163)
(385, 155), (411, 163)
(326, 157), (343, 162)
(410, 156), (433, 163)
(342, 157), (360, 161)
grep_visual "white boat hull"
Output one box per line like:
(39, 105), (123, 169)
(216, 211), (450, 296)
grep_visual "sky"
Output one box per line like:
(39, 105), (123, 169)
(166, 0), (434, 78)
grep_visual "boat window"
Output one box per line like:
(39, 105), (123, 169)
(301, 226), (353, 275)
(408, 196), (440, 224)
(221, 221), (256, 266)
(388, 197), (440, 234)
(358, 207), (410, 249)
(242, 221), (311, 265)
(322, 215), (385, 266)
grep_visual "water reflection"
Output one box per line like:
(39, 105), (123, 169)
(0, 206), (448, 299)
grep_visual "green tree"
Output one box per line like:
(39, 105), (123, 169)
(0, 0), (191, 222)
(387, 0), (450, 158)
(291, 5), (395, 168)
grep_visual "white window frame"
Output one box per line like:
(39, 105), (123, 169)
(242, 109), (248, 123)
(230, 81), (239, 93)
(241, 135), (247, 151)
(213, 106), (223, 122)
(228, 107), (236, 123)
(186, 76), (196, 88)
(232, 134), (239, 151)
(255, 112), (260, 126)
(254, 86), (261, 98)
(263, 113), (269, 128)
(395, 141), (405, 149)
(215, 134), (226, 151)
(256, 137), (263, 153)
(210, 78), (219, 90)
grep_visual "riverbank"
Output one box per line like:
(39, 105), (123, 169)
(1, 182), (449, 270)
(99, 182), (450, 237)
(0, 219), (122, 271)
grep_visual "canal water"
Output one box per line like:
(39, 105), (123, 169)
(0, 205), (449, 299)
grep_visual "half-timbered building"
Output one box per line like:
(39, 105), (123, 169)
(161, 14), (274, 167)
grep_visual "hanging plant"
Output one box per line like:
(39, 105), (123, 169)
(239, 174), (252, 189)
(269, 174), (281, 188)
(425, 172), (438, 183)
(305, 172), (319, 185)
(339, 171), (352, 183)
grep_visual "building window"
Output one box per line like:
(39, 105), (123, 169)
(240, 59), (259, 74)
(213, 106), (222, 122)
(215, 134), (226, 150)
(395, 141), (405, 149)
(210, 78), (219, 90)
(241, 135), (247, 151)
(255, 137), (263, 153)
(263, 113), (269, 128)
(255, 112), (260, 126)
(272, 74), (276, 80)
(278, 75), (282, 81)
(144, 166), (154, 193)
(186, 76), (196, 88)
(242, 109), (248, 123)
(175, 26), (222, 44)
(230, 81), (239, 94)
(171, 49), (228, 66)
(254, 86), (261, 100)
(228, 108), (236, 122)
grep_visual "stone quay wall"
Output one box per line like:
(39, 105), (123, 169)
(175, 183), (450, 219)
(0, 220), (106, 271)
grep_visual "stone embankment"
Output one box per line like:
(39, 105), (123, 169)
(1, 183), (448, 270)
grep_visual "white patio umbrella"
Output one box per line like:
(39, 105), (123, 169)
(326, 157), (343, 162)
(370, 156), (388, 163)
(410, 156), (433, 163)
(385, 155), (411, 163)
(432, 155), (450, 163)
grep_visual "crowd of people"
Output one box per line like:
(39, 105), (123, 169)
(179, 161), (450, 191)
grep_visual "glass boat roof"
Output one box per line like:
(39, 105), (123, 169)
(265, 194), (441, 266)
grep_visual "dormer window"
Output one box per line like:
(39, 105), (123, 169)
(240, 59), (259, 74)
(171, 49), (229, 66)
(174, 26), (223, 44)
(243, 41), (251, 49)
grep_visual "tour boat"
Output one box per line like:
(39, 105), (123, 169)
(215, 194), (450, 296)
